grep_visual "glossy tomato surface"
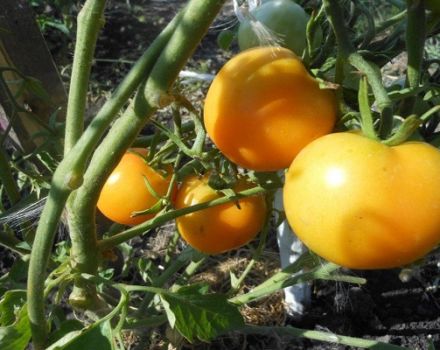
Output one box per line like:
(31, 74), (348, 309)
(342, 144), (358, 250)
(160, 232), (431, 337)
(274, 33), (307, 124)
(204, 47), (337, 171)
(283, 132), (440, 269)
(175, 174), (267, 254)
(238, 0), (312, 55)
(97, 148), (174, 226)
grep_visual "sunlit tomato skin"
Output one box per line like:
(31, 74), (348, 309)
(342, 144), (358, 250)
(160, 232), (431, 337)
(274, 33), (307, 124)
(238, 0), (312, 56)
(175, 175), (267, 254)
(283, 132), (440, 269)
(204, 47), (337, 172)
(97, 148), (174, 226)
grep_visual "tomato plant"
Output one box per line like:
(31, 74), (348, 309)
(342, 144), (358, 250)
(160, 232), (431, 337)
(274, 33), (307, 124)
(175, 174), (267, 254)
(97, 148), (174, 226)
(237, 0), (317, 56)
(203, 46), (337, 172)
(283, 132), (440, 269)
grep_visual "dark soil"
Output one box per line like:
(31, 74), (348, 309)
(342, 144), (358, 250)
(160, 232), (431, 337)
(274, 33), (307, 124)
(13, 1), (440, 349)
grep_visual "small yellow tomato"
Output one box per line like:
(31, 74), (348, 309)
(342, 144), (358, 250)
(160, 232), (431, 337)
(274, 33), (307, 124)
(175, 174), (267, 254)
(97, 149), (174, 226)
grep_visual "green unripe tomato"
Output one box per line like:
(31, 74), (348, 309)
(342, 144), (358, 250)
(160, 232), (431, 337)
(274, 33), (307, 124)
(238, 0), (319, 56)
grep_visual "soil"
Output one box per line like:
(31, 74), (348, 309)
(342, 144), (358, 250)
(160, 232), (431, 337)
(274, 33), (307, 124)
(5, 1), (439, 349)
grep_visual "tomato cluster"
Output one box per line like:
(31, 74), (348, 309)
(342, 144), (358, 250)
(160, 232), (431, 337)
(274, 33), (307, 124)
(98, 151), (266, 254)
(98, 1), (440, 266)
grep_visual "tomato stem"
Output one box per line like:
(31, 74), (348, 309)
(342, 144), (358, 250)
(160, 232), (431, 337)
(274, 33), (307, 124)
(242, 325), (410, 349)
(358, 77), (379, 140)
(382, 114), (421, 146)
(398, 0), (426, 116)
(63, 0), (106, 156)
(229, 190), (275, 294)
(25, 4), (192, 348)
(66, 0), (226, 317)
(323, 0), (394, 138)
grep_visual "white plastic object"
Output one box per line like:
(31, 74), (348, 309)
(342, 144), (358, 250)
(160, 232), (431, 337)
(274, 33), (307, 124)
(274, 187), (311, 316)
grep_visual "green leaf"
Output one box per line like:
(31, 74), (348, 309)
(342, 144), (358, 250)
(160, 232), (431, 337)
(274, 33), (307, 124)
(8, 259), (29, 284)
(46, 320), (114, 350)
(175, 283), (210, 296)
(0, 305), (31, 350)
(160, 288), (244, 343)
(217, 30), (235, 50)
(24, 77), (50, 101)
(47, 320), (84, 346)
(0, 290), (26, 326)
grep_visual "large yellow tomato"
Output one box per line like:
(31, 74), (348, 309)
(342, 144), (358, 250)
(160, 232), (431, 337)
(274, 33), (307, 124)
(175, 174), (267, 254)
(283, 132), (440, 269)
(97, 148), (174, 226)
(204, 47), (337, 172)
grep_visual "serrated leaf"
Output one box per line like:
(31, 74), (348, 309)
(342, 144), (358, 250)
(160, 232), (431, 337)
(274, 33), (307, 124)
(0, 290), (26, 326)
(160, 289), (244, 343)
(46, 319), (114, 350)
(0, 305), (31, 350)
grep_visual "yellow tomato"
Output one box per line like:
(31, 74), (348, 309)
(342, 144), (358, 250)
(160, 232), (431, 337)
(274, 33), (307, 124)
(97, 148), (174, 226)
(283, 132), (440, 269)
(175, 174), (267, 254)
(204, 46), (337, 172)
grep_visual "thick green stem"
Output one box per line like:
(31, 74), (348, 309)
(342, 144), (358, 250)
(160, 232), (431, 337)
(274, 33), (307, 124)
(26, 8), (184, 349)
(399, 0), (426, 115)
(27, 187), (70, 350)
(69, 0), (225, 307)
(406, 0), (426, 89)
(63, 0), (107, 310)
(242, 325), (409, 349)
(98, 186), (266, 250)
(323, 0), (394, 138)
(358, 77), (379, 139)
(64, 0), (106, 155)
